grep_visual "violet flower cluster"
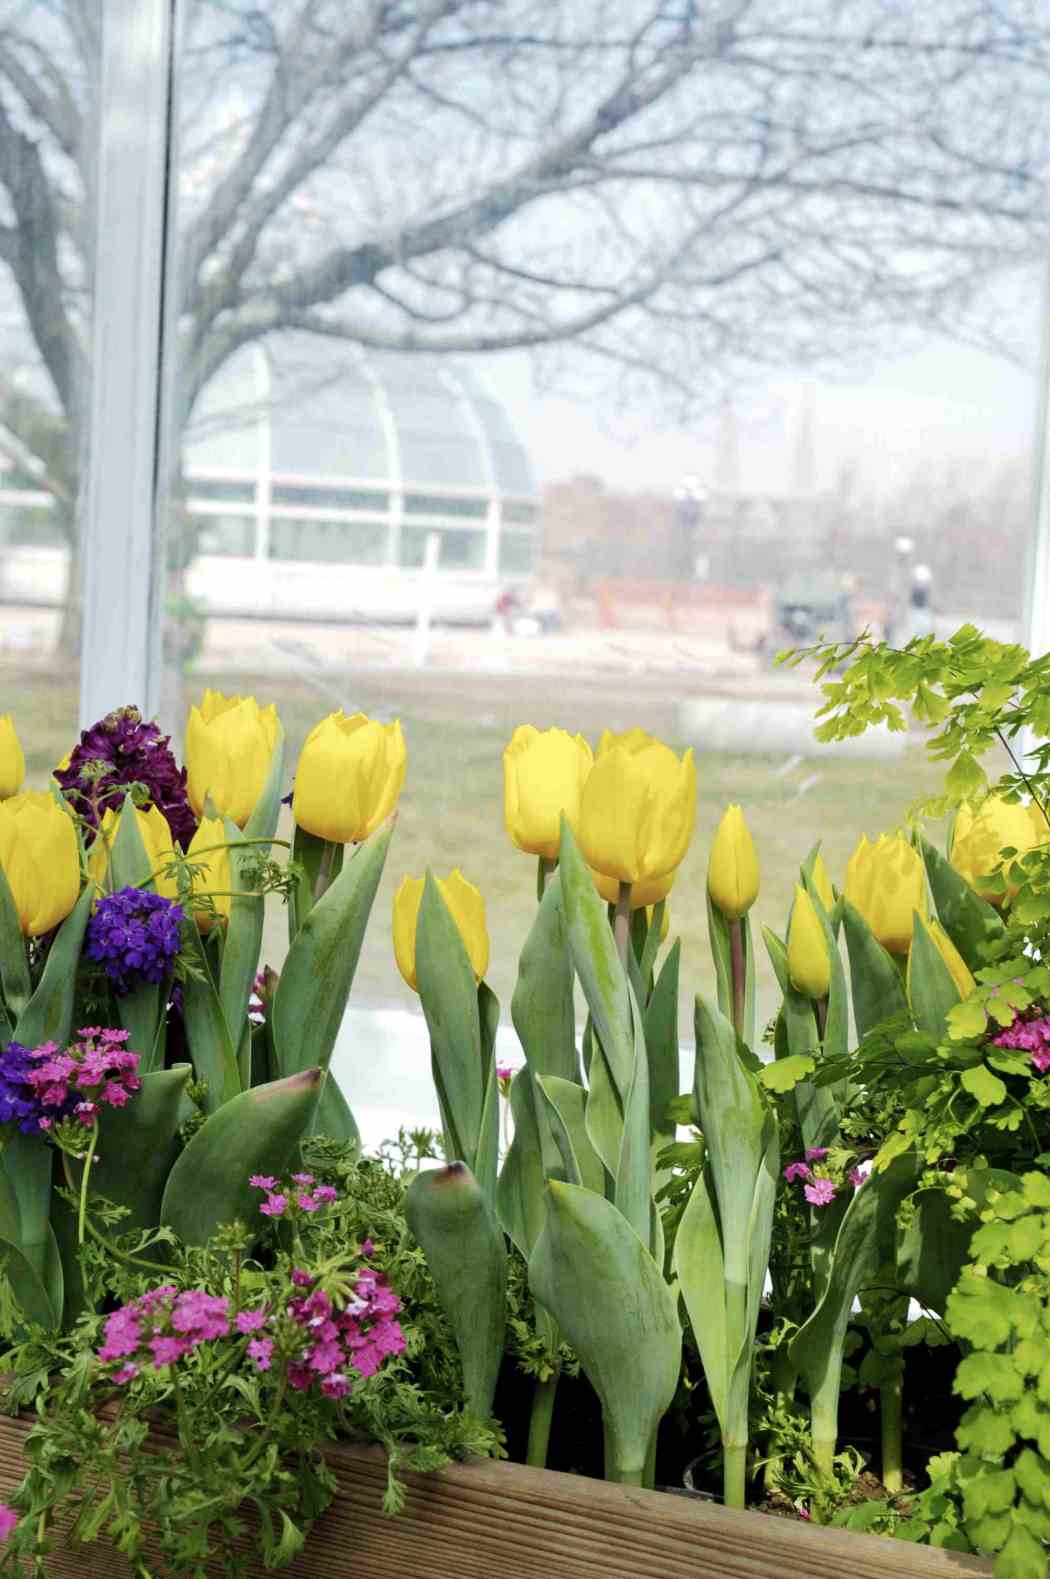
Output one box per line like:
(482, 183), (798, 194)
(250, 1172), (338, 1218)
(782, 1146), (870, 1207)
(284, 1266), (405, 1393)
(991, 1012), (1050, 1074)
(86, 887), (184, 994)
(55, 706), (196, 849)
(0, 1029), (140, 1134)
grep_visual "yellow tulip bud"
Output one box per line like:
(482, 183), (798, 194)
(186, 690), (280, 828)
(950, 795), (1049, 906)
(910, 918), (976, 1002)
(0, 791), (81, 935)
(591, 865), (676, 910)
(0, 716), (25, 800)
(88, 803), (179, 900)
(292, 711), (406, 844)
(577, 728), (696, 885)
(392, 870), (489, 993)
(184, 815), (231, 931)
(707, 803), (759, 921)
(787, 886), (831, 999)
(503, 725), (593, 861)
(810, 852), (835, 912)
(844, 832), (925, 955)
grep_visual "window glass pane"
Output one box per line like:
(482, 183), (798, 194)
(404, 493), (488, 519)
(499, 530), (536, 576)
(187, 479), (256, 504)
(269, 518), (389, 565)
(0, 1), (93, 765)
(399, 526), (486, 570)
(191, 513), (256, 558)
(271, 483), (390, 512)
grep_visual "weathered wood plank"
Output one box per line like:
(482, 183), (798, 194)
(0, 1418), (993, 1578)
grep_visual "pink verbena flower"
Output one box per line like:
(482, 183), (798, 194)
(99, 1305), (143, 1361)
(311, 1184), (338, 1205)
(849, 1163), (872, 1188)
(249, 1174), (277, 1190)
(804, 1147), (829, 1162)
(150, 1335), (191, 1368)
(804, 1178), (837, 1207)
(170, 1290), (230, 1341)
(298, 1193), (322, 1212)
(783, 1162), (811, 1184)
(235, 1308), (269, 1334)
(0, 1504), (17, 1542)
(291, 1268), (313, 1289)
(259, 1193), (287, 1217)
(292, 1173), (315, 1186)
(320, 1373), (350, 1399)
(247, 1337), (274, 1372)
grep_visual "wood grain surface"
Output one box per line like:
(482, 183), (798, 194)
(0, 1417), (994, 1577)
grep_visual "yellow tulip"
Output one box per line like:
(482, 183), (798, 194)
(592, 865), (676, 910)
(845, 832), (926, 955)
(787, 886), (831, 999)
(810, 852), (835, 912)
(186, 690), (280, 828)
(503, 725), (593, 861)
(0, 716), (25, 800)
(577, 727), (696, 886)
(184, 815), (231, 930)
(393, 870), (489, 993)
(950, 795), (1049, 906)
(293, 711), (406, 844)
(910, 918), (976, 1002)
(0, 791), (81, 936)
(88, 803), (179, 900)
(707, 804), (759, 921)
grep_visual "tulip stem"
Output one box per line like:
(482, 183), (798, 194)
(537, 856), (557, 900)
(526, 1371), (559, 1467)
(613, 882), (633, 966)
(313, 840), (337, 902)
(815, 995), (828, 1041)
(729, 919), (746, 1041)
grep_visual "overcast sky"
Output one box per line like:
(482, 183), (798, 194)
(476, 326), (1041, 501)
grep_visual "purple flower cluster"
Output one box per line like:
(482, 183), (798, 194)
(0, 1029), (140, 1133)
(98, 1286), (232, 1384)
(250, 1173), (338, 1218)
(286, 1267), (405, 1393)
(782, 1146), (869, 1207)
(991, 1013), (1050, 1074)
(86, 887), (184, 994)
(56, 706), (196, 849)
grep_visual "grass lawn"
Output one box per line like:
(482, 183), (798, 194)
(5, 659), (949, 1036)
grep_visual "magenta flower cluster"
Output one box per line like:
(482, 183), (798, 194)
(0, 1029), (140, 1134)
(87, 888), (184, 995)
(55, 705), (196, 849)
(991, 1013), (1050, 1074)
(98, 1285), (234, 1383)
(250, 1173), (338, 1218)
(285, 1267), (405, 1393)
(782, 1146), (869, 1207)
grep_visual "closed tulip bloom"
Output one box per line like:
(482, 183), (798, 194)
(787, 886), (831, 999)
(707, 803), (759, 921)
(592, 865), (676, 910)
(0, 791), (81, 936)
(393, 870), (489, 993)
(293, 711), (406, 844)
(913, 918), (976, 1002)
(184, 815), (231, 930)
(503, 725), (593, 860)
(950, 795), (1049, 905)
(88, 803), (179, 900)
(577, 727), (696, 885)
(186, 690), (280, 828)
(0, 716), (25, 800)
(845, 833), (926, 955)
(810, 852), (835, 912)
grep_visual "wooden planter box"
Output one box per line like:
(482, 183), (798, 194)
(0, 1415), (993, 1578)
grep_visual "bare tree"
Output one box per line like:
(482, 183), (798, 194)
(0, 0), (1047, 644)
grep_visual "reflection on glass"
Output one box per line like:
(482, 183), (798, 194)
(398, 526), (486, 572)
(268, 518), (389, 566)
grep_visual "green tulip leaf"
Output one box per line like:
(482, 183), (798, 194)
(921, 834), (1005, 971)
(496, 1068), (547, 1260)
(0, 1228), (62, 1332)
(310, 1071), (361, 1149)
(529, 1181), (681, 1483)
(92, 1065), (193, 1231)
(762, 929), (839, 1153)
(909, 913), (963, 1042)
(117, 982), (166, 1075)
(405, 1163), (506, 1421)
(243, 723), (286, 844)
(181, 925), (241, 1111)
(801, 871), (849, 1069)
(614, 981), (654, 1253)
(219, 816), (267, 1060)
(160, 1067), (324, 1245)
(0, 861), (30, 1024)
(287, 820), (343, 944)
(414, 871), (484, 1171)
(673, 1166), (729, 1428)
(707, 897), (756, 1050)
(558, 819), (633, 1100)
(272, 821), (392, 1079)
(841, 899), (908, 1040)
(13, 882), (93, 1052)
(108, 792), (157, 890)
(474, 985), (501, 1201)
(644, 939), (681, 1150)
(584, 1030), (624, 1178)
(511, 871), (579, 1085)
(533, 1074), (607, 1196)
